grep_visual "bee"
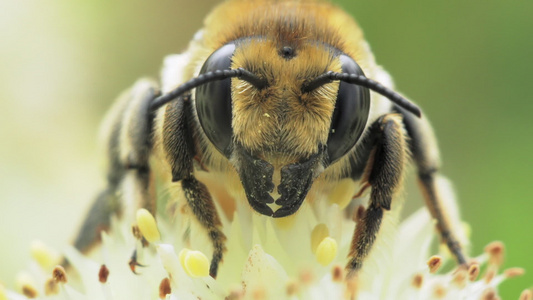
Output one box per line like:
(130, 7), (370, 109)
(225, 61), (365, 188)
(72, 0), (468, 278)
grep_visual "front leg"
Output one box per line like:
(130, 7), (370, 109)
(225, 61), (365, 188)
(346, 114), (408, 277)
(162, 95), (227, 277)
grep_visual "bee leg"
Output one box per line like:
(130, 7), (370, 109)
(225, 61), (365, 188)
(72, 79), (159, 260)
(346, 114), (408, 277)
(162, 96), (226, 278)
(394, 105), (468, 266)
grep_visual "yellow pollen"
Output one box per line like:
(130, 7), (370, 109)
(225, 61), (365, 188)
(315, 237), (338, 266)
(136, 208), (161, 243)
(179, 248), (210, 277)
(30, 240), (59, 270)
(310, 223), (329, 254)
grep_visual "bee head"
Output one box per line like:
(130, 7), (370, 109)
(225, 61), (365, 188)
(150, 40), (420, 217)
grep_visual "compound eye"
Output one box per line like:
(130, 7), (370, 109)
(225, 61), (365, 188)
(195, 43), (236, 157)
(326, 55), (371, 163)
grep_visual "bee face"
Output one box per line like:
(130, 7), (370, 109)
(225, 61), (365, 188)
(195, 37), (371, 217)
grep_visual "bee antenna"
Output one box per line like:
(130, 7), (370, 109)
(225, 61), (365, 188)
(150, 68), (267, 111)
(302, 71), (422, 118)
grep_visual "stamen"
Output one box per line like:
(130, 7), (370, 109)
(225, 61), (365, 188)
(427, 256), (443, 273)
(484, 265), (497, 283)
(159, 277), (171, 299)
(252, 287), (267, 300)
(99, 264), (110, 283)
(485, 241), (505, 266)
(468, 264), (480, 281)
(30, 240), (58, 270)
(432, 283), (446, 298)
(16, 273), (38, 299)
(226, 289), (244, 300)
(331, 265), (344, 282)
(44, 278), (59, 296)
(310, 223), (329, 254)
(315, 237), (338, 266)
(520, 289), (533, 300)
(179, 249), (210, 277)
(452, 269), (467, 288)
(52, 265), (67, 283)
(285, 280), (299, 296)
(136, 208), (161, 243)
(503, 267), (525, 278)
(480, 288), (498, 300)
(411, 273), (424, 289)
(299, 269), (315, 285)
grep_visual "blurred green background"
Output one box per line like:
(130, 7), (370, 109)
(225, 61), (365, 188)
(0, 0), (531, 298)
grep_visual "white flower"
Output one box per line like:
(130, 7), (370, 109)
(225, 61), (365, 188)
(3, 196), (528, 300)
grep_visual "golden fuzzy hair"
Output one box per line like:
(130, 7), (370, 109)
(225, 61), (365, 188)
(187, 0), (371, 161)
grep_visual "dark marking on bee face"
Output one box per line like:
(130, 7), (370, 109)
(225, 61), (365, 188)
(280, 46), (296, 59)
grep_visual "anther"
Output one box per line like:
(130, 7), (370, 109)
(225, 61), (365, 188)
(485, 241), (505, 266)
(179, 249), (210, 277)
(331, 265), (344, 282)
(316, 237), (338, 266)
(468, 264), (480, 281)
(520, 289), (533, 300)
(16, 273), (38, 298)
(159, 277), (171, 299)
(44, 278), (59, 296)
(99, 264), (110, 283)
(452, 270), (467, 289)
(52, 265), (67, 283)
(480, 288), (498, 300)
(285, 280), (299, 296)
(427, 256), (443, 273)
(136, 208), (161, 243)
(411, 273), (424, 289)
(432, 283), (446, 298)
(503, 267), (525, 278)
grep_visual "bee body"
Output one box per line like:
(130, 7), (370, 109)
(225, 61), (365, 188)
(73, 0), (468, 278)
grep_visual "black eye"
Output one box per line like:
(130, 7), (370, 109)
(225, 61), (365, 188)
(326, 55), (370, 163)
(195, 43), (236, 157)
